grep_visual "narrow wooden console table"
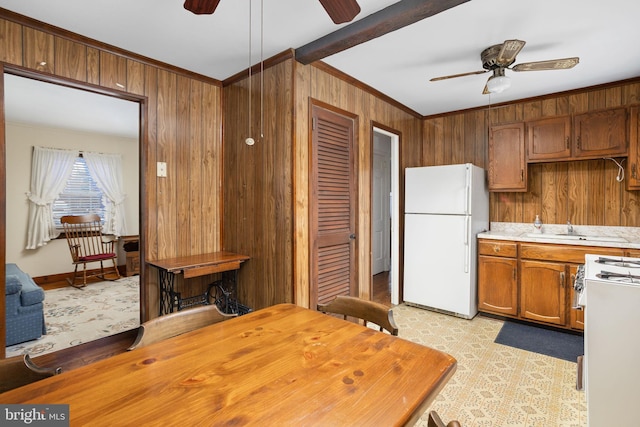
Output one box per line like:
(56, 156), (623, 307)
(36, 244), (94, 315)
(147, 251), (249, 315)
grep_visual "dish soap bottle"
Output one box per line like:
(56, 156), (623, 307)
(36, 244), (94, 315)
(533, 215), (543, 233)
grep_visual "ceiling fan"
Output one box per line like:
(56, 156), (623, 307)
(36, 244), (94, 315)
(430, 39), (579, 94)
(183, 0), (361, 24)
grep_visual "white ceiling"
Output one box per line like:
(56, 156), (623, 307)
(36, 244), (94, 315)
(4, 74), (140, 138)
(1, 0), (639, 126)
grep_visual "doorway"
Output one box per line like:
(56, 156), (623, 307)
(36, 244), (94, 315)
(372, 126), (400, 306)
(2, 70), (142, 355)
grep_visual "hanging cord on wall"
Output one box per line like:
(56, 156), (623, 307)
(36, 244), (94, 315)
(604, 157), (625, 182)
(245, 0), (255, 146)
(260, 0), (264, 139)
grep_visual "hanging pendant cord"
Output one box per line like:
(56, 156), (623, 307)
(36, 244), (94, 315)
(260, 0), (264, 139)
(248, 0), (252, 139)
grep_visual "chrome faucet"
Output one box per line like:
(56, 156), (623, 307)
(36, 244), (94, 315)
(567, 220), (574, 235)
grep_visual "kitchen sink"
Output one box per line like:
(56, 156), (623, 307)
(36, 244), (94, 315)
(525, 233), (627, 243)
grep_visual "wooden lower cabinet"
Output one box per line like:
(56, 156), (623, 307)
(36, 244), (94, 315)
(478, 238), (624, 330)
(627, 249), (640, 258)
(478, 255), (517, 316)
(569, 265), (584, 330)
(520, 260), (567, 326)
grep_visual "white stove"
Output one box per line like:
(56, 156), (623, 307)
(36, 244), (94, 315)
(581, 254), (640, 426)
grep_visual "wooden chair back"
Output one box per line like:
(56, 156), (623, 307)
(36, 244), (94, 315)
(427, 410), (462, 427)
(0, 354), (61, 393)
(128, 304), (237, 350)
(61, 214), (120, 287)
(317, 295), (399, 335)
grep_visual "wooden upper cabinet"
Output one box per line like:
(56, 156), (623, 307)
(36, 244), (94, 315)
(488, 123), (527, 192)
(526, 116), (571, 162)
(573, 107), (628, 158)
(628, 106), (640, 190)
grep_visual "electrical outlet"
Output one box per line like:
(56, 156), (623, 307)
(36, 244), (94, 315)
(157, 162), (167, 177)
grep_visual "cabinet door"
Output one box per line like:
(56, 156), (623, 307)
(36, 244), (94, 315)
(526, 116), (571, 162)
(626, 249), (640, 258)
(569, 264), (584, 331)
(628, 106), (640, 190)
(573, 107), (628, 158)
(520, 260), (567, 326)
(478, 255), (518, 316)
(488, 123), (527, 192)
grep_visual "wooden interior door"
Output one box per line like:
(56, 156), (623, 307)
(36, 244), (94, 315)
(310, 104), (357, 308)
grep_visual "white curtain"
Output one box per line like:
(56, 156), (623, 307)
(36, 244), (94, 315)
(83, 151), (127, 236)
(26, 146), (79, 249)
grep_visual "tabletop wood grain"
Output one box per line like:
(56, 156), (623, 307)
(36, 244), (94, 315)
(0, 304), (456, 426)
(146, 251), (250, 273)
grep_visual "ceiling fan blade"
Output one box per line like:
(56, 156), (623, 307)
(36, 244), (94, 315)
(496, 39), (526, 66)
(430, 70), (487, 82)
(512, 57), (580, 72)
(318, 0), (361, 24)
(184, 0), (221, 15)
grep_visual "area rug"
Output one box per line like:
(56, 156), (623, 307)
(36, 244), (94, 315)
(5, 276), (140, 358)
(494, 320), (583, 362)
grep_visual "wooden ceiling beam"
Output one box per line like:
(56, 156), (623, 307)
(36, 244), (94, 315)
(295, 0), (470, 65)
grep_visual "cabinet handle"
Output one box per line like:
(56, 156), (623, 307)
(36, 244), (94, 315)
(513, 268), (516, 281)
(560, 272), (565, 288)
(576, 136), (581, 150)
(493, 245), (500, 253)
(566, 136), (570, 149)
(633, 164), (637, 179)
(520, 169), (524, 181)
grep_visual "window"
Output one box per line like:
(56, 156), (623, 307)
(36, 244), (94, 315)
(51, 156), (105, 230)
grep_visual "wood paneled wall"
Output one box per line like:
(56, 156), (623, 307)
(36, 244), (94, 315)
(294, 62), (423, 307)
(422, 82), (640, 227)
(223, 59), (295, 312)
(0, 10), (224, 335)
(223, 57), (423, 310)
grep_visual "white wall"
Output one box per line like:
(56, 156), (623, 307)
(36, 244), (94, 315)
(6, 121), (139, 278)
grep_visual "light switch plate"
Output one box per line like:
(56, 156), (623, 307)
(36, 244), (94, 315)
(157, 162), (167, 177)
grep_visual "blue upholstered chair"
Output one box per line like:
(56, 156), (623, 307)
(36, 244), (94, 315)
(5, 263), (47, 346)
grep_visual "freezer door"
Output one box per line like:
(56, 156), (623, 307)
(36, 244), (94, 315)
(405, 164), (470, 215)
(403, 213), (477, 318)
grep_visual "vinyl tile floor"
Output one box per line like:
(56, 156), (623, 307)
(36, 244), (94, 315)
(392, 304), (586, 427)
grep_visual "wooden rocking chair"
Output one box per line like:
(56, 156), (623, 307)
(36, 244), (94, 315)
(61, 214), (120, 288)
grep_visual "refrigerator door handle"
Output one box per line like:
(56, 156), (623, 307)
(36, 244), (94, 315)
(465, 166), (471, 215)
(464, 216), (470, 273)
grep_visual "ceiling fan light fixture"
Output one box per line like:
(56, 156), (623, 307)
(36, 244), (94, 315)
(486, 75), (511, 93)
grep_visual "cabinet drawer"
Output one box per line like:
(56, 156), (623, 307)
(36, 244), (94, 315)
(626, 249), (640, 258)
(520, 243), (624, 263)
(478, 240), (517, 257)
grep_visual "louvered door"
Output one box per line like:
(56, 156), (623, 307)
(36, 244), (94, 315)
(310, 104), (357, 308)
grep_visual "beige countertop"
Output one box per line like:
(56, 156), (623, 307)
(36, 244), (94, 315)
(478, 222), (640, 250)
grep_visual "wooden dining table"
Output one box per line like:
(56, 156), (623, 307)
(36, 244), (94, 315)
(0, 303), (457, 426)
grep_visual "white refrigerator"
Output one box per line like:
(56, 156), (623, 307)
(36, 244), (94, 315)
(403, 163), (489, 319)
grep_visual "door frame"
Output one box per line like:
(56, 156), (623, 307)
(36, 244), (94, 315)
(0, 65), (147, 356)
(372, 123), (400, 305)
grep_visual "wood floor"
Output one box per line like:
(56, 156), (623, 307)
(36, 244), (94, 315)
(372, 271), (391, 306)
(28, 271), (392, 373)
